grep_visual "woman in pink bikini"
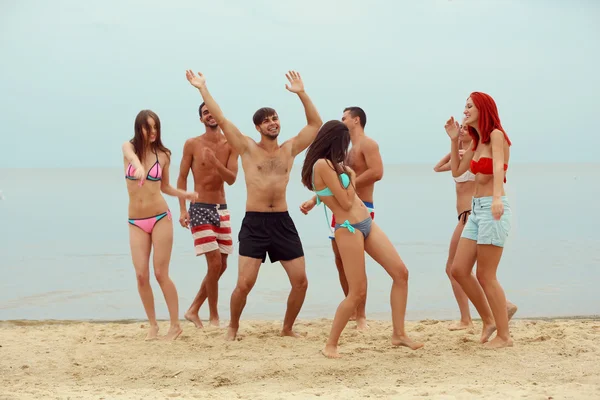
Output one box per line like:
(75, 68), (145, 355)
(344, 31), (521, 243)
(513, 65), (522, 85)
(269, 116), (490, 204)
(444, 92), (515, 349)
(123, 109), (198, 341)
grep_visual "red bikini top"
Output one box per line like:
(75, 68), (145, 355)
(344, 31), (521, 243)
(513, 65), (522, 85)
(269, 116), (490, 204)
(470, 157), (508, 183)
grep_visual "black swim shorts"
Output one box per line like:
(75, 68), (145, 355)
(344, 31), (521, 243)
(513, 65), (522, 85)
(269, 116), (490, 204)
(238, 211), (304, 263)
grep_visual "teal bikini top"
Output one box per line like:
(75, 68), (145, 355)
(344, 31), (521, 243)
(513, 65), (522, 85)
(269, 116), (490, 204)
(311, 162), (352, 234)
(312, 163), (351, 206)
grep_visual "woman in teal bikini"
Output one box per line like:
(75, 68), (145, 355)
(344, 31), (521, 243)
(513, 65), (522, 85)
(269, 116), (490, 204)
(123, 109), (198, 341)
(300, 120), (423, 358)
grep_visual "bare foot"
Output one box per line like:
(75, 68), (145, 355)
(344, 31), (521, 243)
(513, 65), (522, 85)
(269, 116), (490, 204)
(225, 326), (237, 341)
(480, 322), (496, 343)
(477, 304), (515, 342)
(162, 325), (182, 341)
(391, 334), (424, 350)
(144, 324), (159, 341)
(356, 317), (369, 331)
(448, 321), (474, 331)
(209, 317), (220, 328)
(281, 329), (301, 338)
(184, 311), (204, 329)
(483, 336), (513, 349)
(322, 344), (341, 358)
(507, 302), (518, 321)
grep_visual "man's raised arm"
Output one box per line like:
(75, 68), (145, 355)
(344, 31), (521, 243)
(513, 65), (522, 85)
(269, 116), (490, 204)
(185, 70), (249, 156)
(284, 71), (322, 156)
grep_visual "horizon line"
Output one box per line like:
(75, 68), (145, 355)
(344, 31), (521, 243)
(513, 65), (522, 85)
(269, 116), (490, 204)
(1, 161), (598, 170)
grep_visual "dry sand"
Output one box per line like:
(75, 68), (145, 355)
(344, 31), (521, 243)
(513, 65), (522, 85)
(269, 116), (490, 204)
(1, 317), (599, 399)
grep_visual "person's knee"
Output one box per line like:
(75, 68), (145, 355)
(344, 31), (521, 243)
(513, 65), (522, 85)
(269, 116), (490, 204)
(391, 261), (409, 285)
(154, 268), (169, 285)
(348, 283), (367, 305)
(236, 278), (255, 296)
(136, 270), (150, 287)
(206, 251), (221, 268)
(445, 259), (455, 279)
(292, 275), (308, 292)
(451, 261), (470, 281)
(206, 267), (221, 280)
(450, 266), (463, 280)
(476, 269), (494, 289)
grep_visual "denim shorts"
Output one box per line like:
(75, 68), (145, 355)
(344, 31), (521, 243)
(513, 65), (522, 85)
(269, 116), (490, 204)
(461, 196), (512, 247)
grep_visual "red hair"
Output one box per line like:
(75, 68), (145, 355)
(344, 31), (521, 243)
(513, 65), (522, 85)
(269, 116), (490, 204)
(467, 92), (511, 150)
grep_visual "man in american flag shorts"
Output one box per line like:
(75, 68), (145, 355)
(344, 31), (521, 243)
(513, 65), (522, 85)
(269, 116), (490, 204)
(189, 203), (233, 255)
(177, 101), (239, 329)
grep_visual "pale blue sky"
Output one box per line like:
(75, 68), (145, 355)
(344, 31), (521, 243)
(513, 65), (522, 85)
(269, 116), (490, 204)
(1, 0), (598, 168)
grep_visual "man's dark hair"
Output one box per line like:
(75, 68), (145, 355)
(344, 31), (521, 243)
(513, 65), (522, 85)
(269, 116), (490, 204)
(198, 102), (206, 118)
(344, 106), (367, 128)
(252, 107), (277, 126)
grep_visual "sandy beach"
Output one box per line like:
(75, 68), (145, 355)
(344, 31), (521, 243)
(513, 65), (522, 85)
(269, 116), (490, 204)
(1, 317), (599, 399)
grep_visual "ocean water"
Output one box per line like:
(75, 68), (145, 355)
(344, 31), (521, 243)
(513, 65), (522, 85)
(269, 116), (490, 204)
(0, 164), (599, 322)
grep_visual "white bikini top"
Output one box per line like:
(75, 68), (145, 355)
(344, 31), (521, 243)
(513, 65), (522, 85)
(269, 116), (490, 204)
(454, 169), (476, 183)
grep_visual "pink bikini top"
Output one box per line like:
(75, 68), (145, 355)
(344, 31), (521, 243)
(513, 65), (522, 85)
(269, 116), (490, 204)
(126, 151), (162, 182)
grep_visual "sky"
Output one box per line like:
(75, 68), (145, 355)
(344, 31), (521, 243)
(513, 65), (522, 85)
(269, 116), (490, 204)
(0, 0), (599, 168)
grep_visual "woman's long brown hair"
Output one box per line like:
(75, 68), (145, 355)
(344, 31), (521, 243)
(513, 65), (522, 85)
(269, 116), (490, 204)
(131, 110), (171, 162)
(301, 120), (352, 190)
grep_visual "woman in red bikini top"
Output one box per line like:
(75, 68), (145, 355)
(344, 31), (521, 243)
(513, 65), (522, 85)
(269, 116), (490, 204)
(122, 109), (198, 341)
(443, 92), (516, 350)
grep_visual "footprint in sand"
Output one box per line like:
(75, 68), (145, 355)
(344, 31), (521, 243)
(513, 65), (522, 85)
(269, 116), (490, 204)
(206, 330), (225, 339)
(528, 335), (551, 342)
(550, 329), (566, 339)
(212, 376), (233, 388)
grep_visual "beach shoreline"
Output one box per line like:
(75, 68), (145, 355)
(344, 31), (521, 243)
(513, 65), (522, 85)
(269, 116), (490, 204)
(3, 313), (600, 324)
(2, 317), (599, 399)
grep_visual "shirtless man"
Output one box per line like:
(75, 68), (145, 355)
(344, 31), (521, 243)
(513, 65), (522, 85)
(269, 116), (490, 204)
(300, 106), (383, 330)
(185, 69), (323, 341)
(177, 102), (239, 329)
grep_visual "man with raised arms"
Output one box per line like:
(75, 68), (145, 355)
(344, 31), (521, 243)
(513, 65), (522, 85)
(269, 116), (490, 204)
(185, 69), (323, 340)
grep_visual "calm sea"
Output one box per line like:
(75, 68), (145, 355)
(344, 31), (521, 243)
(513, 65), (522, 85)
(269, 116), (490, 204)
(1, 164), (599, 321)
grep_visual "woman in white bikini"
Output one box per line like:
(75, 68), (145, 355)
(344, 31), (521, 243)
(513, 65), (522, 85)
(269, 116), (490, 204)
(434, 121), (477, 330)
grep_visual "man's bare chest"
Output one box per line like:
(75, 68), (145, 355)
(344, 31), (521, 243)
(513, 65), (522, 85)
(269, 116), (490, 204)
(193, 142), (229, 165)
(347, 147), (366, 171)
